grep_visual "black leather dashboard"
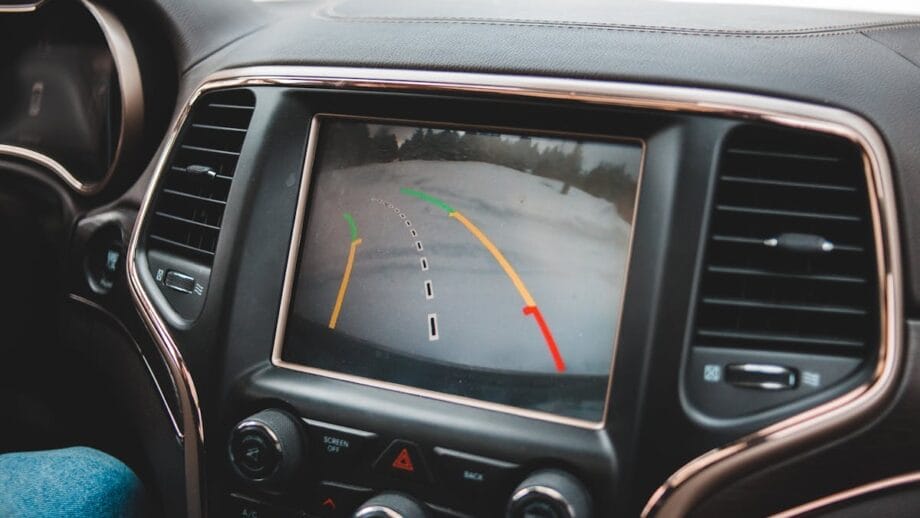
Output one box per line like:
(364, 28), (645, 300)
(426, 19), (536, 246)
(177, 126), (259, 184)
(140, 0), (920, 309)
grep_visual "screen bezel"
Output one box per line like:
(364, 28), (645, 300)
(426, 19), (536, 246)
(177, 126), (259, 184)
(271, 113), (647, 429)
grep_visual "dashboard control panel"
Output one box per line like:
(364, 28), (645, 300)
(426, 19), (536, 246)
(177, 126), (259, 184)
(126, 75), (890, 516)
(227, 410), (591, 517)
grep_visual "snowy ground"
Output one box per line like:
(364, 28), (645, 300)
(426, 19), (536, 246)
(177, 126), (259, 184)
(290, 160), (634, 376)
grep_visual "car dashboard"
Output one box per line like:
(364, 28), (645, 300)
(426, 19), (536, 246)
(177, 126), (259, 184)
(1, 1), (918, 517)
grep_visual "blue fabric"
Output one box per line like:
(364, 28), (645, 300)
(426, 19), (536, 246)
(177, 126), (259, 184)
(0, 447), (145, 518)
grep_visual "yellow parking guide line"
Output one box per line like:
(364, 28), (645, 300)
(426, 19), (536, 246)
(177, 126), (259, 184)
(449, 211), (536, 308)
(329, 238), (362, 329)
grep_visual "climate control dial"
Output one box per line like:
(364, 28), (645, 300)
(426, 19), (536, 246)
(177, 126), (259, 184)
(228, 409), (306, 490)
(353, 492), (430, 518)
(507, 469), (591, 518)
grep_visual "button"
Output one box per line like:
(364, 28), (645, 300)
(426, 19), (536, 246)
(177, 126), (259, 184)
(226, 495), (274, 518)
(164, 270), (195, 293)
(373, 440), (433, 484)
(725, 363), (798, 390)
(303, 419), (377, 474)
(225, 494), (304, 518)
(433, 447), (518, 496)
(309, 481), (374, 517)
(230, 428), (281, 480)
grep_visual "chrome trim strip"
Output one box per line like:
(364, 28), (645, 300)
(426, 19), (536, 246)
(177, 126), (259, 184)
(127, 82), (204, 518)
(0, 0), (143, 195)
(127, 123), (206, 516)
(128, 66), (901, 518)
(0, 0), (47, 13)
(270, 113), (645, 430)
(79, 0), (143, 193)
(772, 472), (920, 517)
(0, 145), (73, 185)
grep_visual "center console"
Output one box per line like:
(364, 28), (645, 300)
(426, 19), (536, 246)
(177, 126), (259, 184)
(215, 86), (657, 517)
(128, 68), (894, 517)
(226, 408), (592, 517)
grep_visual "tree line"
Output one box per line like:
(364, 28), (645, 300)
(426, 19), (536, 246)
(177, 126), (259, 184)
(320, 124), (637, 217)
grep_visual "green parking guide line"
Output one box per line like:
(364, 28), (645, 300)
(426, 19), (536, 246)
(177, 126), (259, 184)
(400, 188), (456, 214)
(343, 212), (358, 242)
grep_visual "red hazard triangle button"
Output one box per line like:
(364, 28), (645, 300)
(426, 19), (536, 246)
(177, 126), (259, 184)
(373, 440), (433, 484)
(392, 448), (414, 472)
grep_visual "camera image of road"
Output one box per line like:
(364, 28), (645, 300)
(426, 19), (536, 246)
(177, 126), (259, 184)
(291, 159), (633, 376)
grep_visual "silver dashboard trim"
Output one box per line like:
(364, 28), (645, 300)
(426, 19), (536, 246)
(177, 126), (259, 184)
(0, 0), (143, 195)
(128, 83), (205, 514)
(772, 471), (920, 517)
(127, 66), (901, 518)
(0, 144), (73, 184)
(0, 0), (47, 13)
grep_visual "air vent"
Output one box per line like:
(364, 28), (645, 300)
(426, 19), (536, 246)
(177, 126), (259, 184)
(146, 89), (256, 265)
(693, 126), (878, 359)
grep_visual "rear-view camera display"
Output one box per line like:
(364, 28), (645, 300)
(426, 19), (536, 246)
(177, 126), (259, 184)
(279, 117), (643, 422)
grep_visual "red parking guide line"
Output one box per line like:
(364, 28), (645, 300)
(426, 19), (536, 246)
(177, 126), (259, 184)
(523, 306), (566, 372)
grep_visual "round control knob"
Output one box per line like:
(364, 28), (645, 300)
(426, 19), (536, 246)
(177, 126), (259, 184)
(228, 409), (305, 489)
(507, 470), (592, 518)
(353, 492), (429, 518)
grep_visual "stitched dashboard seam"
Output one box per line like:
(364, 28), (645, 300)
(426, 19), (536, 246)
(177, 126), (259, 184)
(322, 11), (917, 34)
(314, 15), (920, 39)
(860, 30), (920, 70)
(317, 8), (920, 34)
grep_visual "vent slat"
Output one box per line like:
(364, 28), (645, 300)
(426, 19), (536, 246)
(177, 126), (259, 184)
(180, 144), (241, 157)
(146, 89), (255, 265)
(720, 175), (857, 193)
(706, 265), (866, 285)
(701, 296), (867, 316)
(711, 234), (865, 253)
(693, 125), (877, 357)
(148, 235), (216, 257)
(154, 211), (222, 231)
(696, 329), (864, 349)
(716, 204), (861, 222)
(168, 166), (234, 181)
(208, 102), (255, 111)
(711, 234), (762, 245)
(726, 147), (841, 163)
(161, 188), (228, 205)
(191, 123), (249, 133)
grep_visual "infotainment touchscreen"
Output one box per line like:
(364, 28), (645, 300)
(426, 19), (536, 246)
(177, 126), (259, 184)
(276, 116), (643, 423)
